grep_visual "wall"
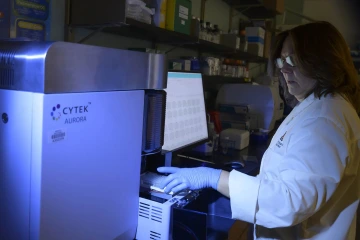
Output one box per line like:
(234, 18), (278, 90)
(50, 0), (65, 42)
(303, 0), (359, 49)
(200, 0), (243, 33)
(276, 0), (304, 25)
(277, 0), (359, 49)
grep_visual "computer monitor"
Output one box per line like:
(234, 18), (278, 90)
(162, 72), (208, 152)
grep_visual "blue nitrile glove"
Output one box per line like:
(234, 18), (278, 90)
(157, 167), (222, 194)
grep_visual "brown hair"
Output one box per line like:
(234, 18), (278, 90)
(268, 21), (360, 113)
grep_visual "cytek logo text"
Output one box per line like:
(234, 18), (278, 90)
(63, 106), (89, 115)
(51, 103), (91, 124)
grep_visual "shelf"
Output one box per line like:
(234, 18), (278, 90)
(197, 39), (235, 54)
(202, 75), (251, 84)
(97, 18), (268, 62)
(223, 0), (279, 19)
(103, 18), (194, 45)
(232, 51), (268, 62)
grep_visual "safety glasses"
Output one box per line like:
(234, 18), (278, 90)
(275, 55), (296, 68)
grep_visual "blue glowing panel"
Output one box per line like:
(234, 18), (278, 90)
(37, 91), (144, 240)
(0, 90), (33, 240)
(0, 89), (145, 240)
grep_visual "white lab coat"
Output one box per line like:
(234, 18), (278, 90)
(228, 93), (360, 239)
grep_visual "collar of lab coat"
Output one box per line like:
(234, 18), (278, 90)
(294, 93), (316, 112)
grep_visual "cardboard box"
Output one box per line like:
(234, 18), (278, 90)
(166, 0), (192, 35)
(247, 36), (264, 45)
(264, 0), (284, 14)
(0, 0), (51, 41)
(220, 34), (240, 49)
(245, 27), (265, 39)
(248, 42), (264, 57)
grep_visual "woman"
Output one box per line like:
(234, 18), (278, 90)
(158, 21), (360, 239)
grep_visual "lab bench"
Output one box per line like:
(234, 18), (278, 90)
(170, 142), (269, 240)
(169, 132), (274, 239)
(144, 126), (276, 240)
